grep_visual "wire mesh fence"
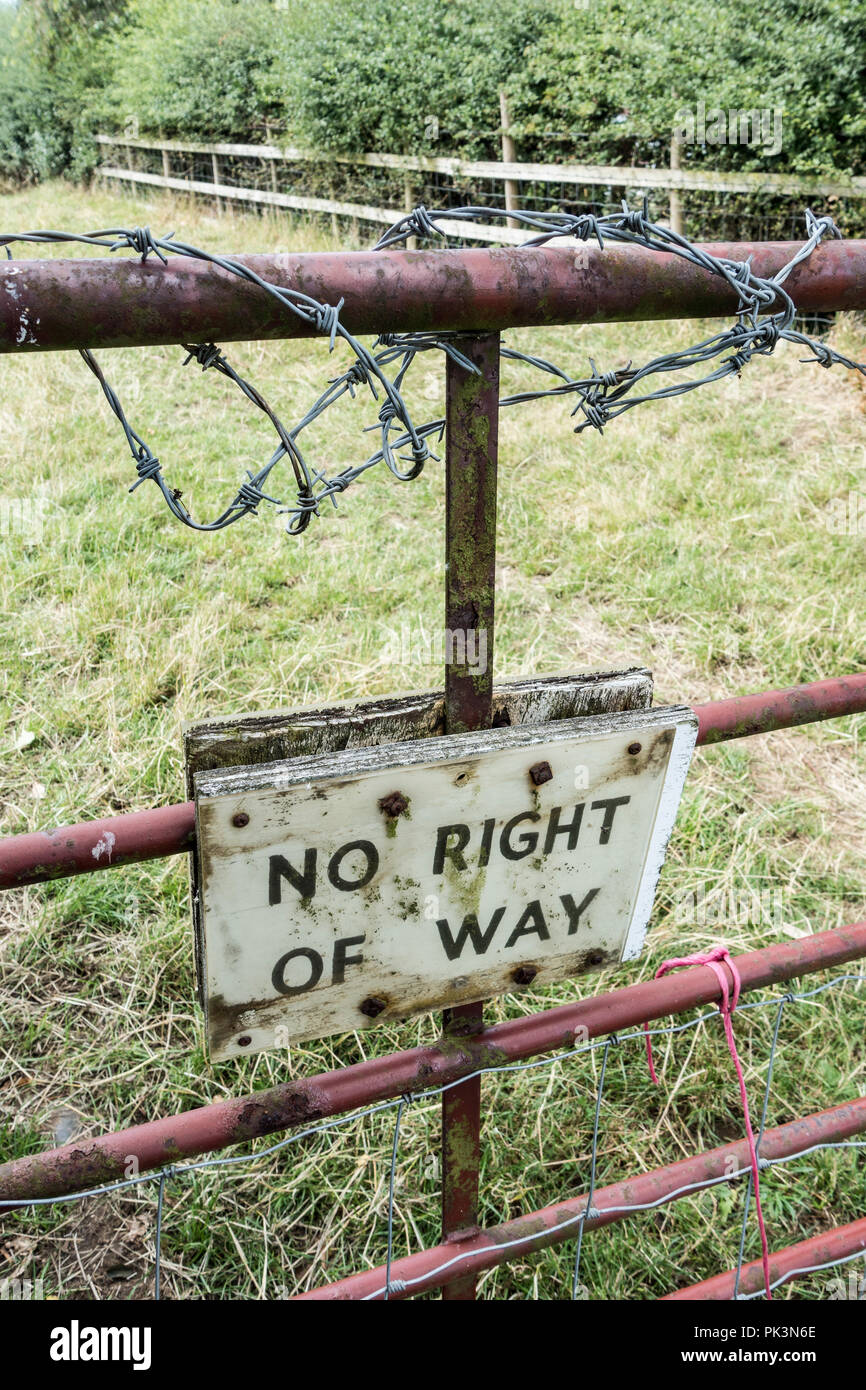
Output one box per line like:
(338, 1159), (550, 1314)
(3, 968), (865, 1301)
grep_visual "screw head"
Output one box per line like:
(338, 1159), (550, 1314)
(378, 791), (409, 818)
(359, 996), (387, 1018)
(512, 964), (538, 986)
(232, 811), (250, 828)
(237, 1034), (252, 1047)
(529, 760), (553, 786)
(627, 742), (642, 756)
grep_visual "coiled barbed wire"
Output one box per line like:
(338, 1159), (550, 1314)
(3, 203), (864, 536)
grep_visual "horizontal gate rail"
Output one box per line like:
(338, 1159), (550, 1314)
(3, 673), (865, 891)
(1, 922), (863, 1203)
(295, 1097), (866, 1300)
(4, 240), (866, 354)
(663, 1216), (866, 1301)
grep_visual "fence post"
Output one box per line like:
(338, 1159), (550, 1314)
(440, 331), (500, 1299)
(212, 151), (224, 215)
(669, 132), (685, 237)
(404, 175), (418, 251)
(499, 91), (520, 229)
(263, 123), (279, 196)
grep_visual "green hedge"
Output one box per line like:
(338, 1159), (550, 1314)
(0, 9), (66, 183)
(5, 0), (866, 183)
(507, 0), (866, 176)
(95, 0), (292, 141)
(284, 0), (557, 159)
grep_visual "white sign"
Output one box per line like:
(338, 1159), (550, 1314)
(193, 705), (696, 1059)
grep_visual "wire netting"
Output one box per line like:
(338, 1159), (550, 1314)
(3, 970), (865, 1300)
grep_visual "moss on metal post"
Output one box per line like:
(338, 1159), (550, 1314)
(440, 332), (500, 1299)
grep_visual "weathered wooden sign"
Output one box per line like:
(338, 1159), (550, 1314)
(191, 702), (696, 1060)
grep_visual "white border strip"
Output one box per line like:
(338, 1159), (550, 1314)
(622, 715), (698, 961)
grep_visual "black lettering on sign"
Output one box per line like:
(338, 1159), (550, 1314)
(327, 840), (379, 892)
(432, 823), (470, 874)
(591, 796), (631, 845)
(269, 849), (317, 904)
(478, 816), (496, 868)
(500, 811), (540, 861)
(561, 888), (600, 933)
(436, 907), (506, 961)
(504, 899), (549, 948)
(332, 934), (366, 984)
(543, 804), (584, 855)
(272, 946), (323, 996)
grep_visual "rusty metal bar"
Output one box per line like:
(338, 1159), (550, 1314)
(662, 1216), (866, 1301)
(693, 672), (866, 744)
(440, 331), (500, 1298)
(4, 241), (866, 353)
(1, 922), (863, 1203)
(443, 333), (499, 735)
(295, 1098), (866, 1300)
(0, 802), (196, 887)
(3, 672), (865, 892)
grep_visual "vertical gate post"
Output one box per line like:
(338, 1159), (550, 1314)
(440, 331), (500, 1299)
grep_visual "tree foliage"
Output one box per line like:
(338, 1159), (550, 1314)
(0, 7), (67, 182)
(507, 0), (866, 175)
(2, 0), (864, 183)
(285, 0), (556, 158)
(98, 0), (294, 141)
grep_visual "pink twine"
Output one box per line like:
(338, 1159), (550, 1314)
(643, 946), (772, 1301)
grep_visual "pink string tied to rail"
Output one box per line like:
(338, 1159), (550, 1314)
(643, 945), (772, 1300)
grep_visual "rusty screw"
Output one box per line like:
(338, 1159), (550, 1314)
(359, 996), (387, 1018)
(512, 964), (538, 986)
(378, 791), (409, 818)
(529, 760), (553, 786)
(232, 811), (250, 828)
(237, 1034), (252, 1047)
(627, 742), (642, 756)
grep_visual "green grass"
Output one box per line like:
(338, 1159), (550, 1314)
(1, 179), (865, 1301)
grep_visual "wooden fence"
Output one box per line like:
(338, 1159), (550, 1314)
(94, 133), (866, 245)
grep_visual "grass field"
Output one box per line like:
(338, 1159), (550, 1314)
(1, 179), (865, 1301)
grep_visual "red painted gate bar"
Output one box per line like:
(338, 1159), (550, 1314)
(663, 1216), (866, 1301)
(4, 240), (866, 353)
(2, 673), (865, 891)
(1, 922), (863, 1203)
(295, 1098), (866, 1301)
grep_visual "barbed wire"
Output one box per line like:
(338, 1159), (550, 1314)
(3, 203), (864, 536)
(2, 969), (864, 1301)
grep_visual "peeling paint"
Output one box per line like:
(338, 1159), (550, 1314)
(91, 831), (117, 863)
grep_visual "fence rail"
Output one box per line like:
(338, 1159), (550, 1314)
(298, 1086), (866, 1301)
(5, 240), (866, 357)
(95, 132), (866, 204)
(1, 921), (863, 1205)
(92, 132), (866, 248)
(3, 673), (865, 889)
